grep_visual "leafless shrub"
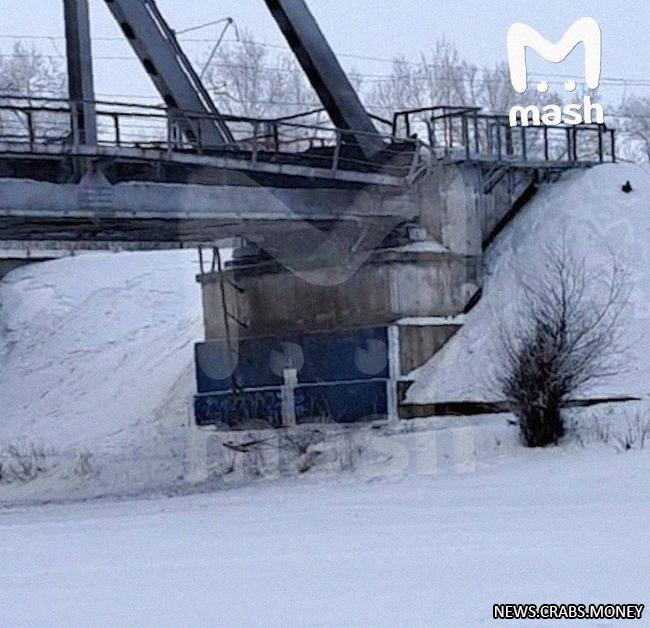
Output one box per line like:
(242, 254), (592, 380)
(338, 429), (371, 472)
(0, 441), (99, 484)
(574, 412), (650, 452)
(0, 441), (50, 483)
(495, 241), (631, 447)
(72, 450), (97, 479)
(593, 420), (612, 445)
(610, 415), (650, 452)
(282, 429), (326, 473)
(215, 448), (236, 477)
(566, 414), (611, 448)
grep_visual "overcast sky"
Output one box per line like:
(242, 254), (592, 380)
(1, 0), (648, 105)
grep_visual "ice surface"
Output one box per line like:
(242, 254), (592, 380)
(1, 444), (649, 627)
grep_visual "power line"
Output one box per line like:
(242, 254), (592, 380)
(1, 50), (649, 92)
(2, 32), (650, 88)
(0, 32), (407, 63)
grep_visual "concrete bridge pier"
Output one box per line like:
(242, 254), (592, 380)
(192, 162), (538, 429)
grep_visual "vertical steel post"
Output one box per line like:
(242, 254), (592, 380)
(505, 125), (513, 155)
(26, 111), (34, 149)
(598, 126), (603, 162)
(496, 122), (502, 161)
(543, 126), (549, 161)
(572, 128), (578, 161)
(63, 0), (97, 145)
(462, 116), (470, 160)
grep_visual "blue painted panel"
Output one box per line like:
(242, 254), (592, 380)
(195, 388), (283, 428)
(295, 380), (388, 424)
(195, 326), (389, 393)
(195, 340), (277, 394)
(194, 380), (388, 428)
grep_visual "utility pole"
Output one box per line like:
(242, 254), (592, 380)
(63, 0), (97, 145)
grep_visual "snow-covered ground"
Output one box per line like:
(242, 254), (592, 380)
(0, 250), (202, 499)
(408, 163), (650, 404)
(0, 249), (202, 447)
(2, 443), (649, 627)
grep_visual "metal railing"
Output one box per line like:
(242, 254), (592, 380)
(1, 95), (614, 179)
(392, 105), (616, 166)
(0, 95), (429, 181)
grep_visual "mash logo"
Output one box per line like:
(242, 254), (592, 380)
(507, 17), (605, 127)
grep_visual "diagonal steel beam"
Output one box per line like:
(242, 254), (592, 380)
(264, 0), (384, 159)
(103, 0), (233, 146)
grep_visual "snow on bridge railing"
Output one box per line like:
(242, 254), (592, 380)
(0, 95), (430, 182)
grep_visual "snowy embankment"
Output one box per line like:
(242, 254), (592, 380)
(408, 163), (650, 405)
(0, 250), (202, 499)
(2, 443), (649, 627)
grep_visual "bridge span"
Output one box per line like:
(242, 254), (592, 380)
(0, 97), (615, 251)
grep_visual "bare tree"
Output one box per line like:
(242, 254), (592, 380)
(367, 40), (561, 119)
(0, 41), (66, 140)
(0, 41), (65, 97)
(495, 241), (631, 447)
(367, 40), (478, 121)
(616, 96), (650, 163)
(199, 32), (571, 154)
(201, 31), (322, 119)
(368, 55), (431, 116)
(201, 30), (329, 148)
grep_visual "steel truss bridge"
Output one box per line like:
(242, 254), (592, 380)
(0, 0), (616, 251)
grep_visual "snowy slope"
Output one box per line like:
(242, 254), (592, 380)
(0, 250), (202, 450)
(407, 163), (650, 404)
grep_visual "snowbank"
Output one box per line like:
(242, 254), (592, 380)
(0, 250), (202, 473)
(407, 163), (650, 404)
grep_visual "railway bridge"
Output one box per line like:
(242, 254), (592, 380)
(0, 0), (616, 428)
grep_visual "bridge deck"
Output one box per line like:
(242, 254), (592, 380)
(0, 98), (615, 249)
